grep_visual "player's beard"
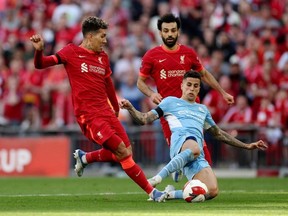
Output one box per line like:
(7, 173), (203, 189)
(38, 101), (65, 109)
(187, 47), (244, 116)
(162, 36), (178, 48)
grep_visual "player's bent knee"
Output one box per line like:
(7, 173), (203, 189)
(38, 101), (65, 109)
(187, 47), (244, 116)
(193, 150), (200, 159)
(113, 142), (132, 160)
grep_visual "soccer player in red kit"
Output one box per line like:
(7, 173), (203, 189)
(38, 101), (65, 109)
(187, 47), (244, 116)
(137, 13), (234, 167)
(30, 16), (166, 202)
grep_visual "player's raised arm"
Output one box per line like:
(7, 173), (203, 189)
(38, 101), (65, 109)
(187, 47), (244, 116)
(30, 34), (59, 69)
(119, 99), (159, 125)
(206, 125), (268, 150)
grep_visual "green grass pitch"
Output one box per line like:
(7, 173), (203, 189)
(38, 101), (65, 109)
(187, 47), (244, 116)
(0, 177), (287, 216)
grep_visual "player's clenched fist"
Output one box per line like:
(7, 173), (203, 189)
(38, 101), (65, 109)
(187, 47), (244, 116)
(30, 34), (44, 51)
(119, 99), (133, 110)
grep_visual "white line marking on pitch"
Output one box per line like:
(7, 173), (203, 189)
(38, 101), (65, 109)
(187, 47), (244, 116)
(0, 192), (141, 197)
(0, 190), (287, 198)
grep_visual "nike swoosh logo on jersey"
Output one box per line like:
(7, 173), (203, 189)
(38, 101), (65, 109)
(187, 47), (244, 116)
(159, 59), (166, 63)
(79, 55), (86, 58)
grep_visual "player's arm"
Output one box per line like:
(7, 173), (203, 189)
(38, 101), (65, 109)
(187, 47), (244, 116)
(137, 76), (162, 105)
(106, 76), (119, 116)
(30, 34), (59, 69)
(119, 99), (159, 125)
(199, 69), (234, 105)
(206, 125), (268, 150)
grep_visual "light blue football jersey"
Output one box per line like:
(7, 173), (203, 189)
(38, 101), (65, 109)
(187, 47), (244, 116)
(151, 96), (216, 159)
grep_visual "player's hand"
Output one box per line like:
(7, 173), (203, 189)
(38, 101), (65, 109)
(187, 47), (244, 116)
(248, 140), (268, 151)
(119, 99), (133, 110)
(223, 92), (234, 105)
(30, 34), (45, 51)
(150, 93), (163, 105)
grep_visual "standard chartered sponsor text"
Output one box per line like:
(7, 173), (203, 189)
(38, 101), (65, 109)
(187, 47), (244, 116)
(167, 70), (186, 77)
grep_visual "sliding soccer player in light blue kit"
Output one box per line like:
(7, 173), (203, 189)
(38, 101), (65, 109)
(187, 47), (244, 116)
(120, 70), (267, 201)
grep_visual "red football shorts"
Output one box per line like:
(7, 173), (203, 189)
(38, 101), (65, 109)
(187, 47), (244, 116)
(77, 114), (130, 150)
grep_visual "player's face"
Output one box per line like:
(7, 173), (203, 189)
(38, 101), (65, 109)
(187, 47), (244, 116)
(160, 22), (179, 48)
(89, 29), (107, 53)
(181, 77), (200, 102)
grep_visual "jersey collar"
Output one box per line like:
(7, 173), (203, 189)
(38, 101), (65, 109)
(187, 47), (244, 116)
(161, 44), (180, 53)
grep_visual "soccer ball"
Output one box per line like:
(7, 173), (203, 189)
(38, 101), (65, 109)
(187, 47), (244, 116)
(182, 179), (208, 203)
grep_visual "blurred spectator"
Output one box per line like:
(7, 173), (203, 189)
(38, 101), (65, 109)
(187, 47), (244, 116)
(277, 51), (288, 71)
(2, 8), (20, 35)
(22, 59), (44, 108)
(256, 97), (277, 127)
(2, 75), (23, 126)
(41, 64), (71, 129)
(119, 70), (145, 125)
(214, 31), (236, 62)
(196, 43), (211, 68)
(221, 94), (252, 124)
(256, 98), (282, 166)
(203, 75), (233, 123)
(205, 49), (229, 81)
(51, 0), (82, 28)
(113, 46), (141, 85)
(54, 13), (75, 44)
(148, 1), (170, 45)
(16, 11), (36, 43)
(0, 55), (9, 97)
(274, 89), (288, 128)
(246, 51), (279, 120)
(178, 0), (203, 40)
(101, 0), (130, 37)
(125, 20), (153, 56)
(219, 94), (253, 168)
(203, 74), (234, 166)
(201, 27), (216, 54)
(52, 78), (75, 128)
(80, 0), (104, 16)
(208, 1), (224, 31)
(228, 55), (247, 96)
(277, 54), (288, 93)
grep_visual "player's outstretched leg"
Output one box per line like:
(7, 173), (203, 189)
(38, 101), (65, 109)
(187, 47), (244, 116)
(73, 149), (87, 177)
(148, 149), (193, 186)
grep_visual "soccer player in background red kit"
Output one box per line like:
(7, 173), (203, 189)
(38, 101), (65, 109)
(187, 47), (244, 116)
(137, 13), (235, 167)
(30, 16), (167, 202)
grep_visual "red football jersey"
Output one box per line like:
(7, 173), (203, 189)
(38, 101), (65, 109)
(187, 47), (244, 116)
(139, 44), (204, 98)
(56, 44), (114, 117)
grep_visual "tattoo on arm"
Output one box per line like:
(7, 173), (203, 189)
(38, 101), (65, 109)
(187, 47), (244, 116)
(207, 126), (248, 149)
(127, 107), (158, 125)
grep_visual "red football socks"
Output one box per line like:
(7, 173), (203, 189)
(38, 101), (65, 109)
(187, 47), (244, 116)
(85, 149), (117, 163)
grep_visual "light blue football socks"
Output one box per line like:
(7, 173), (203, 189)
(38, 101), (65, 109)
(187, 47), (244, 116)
(158, 149), (193, 180)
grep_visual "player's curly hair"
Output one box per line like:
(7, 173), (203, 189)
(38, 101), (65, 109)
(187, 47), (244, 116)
(157, 13), (181, 31)
(82, 16), (108, 36)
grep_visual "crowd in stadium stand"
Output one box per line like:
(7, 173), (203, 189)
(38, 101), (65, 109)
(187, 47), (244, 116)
(0, 0), (287, 166)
